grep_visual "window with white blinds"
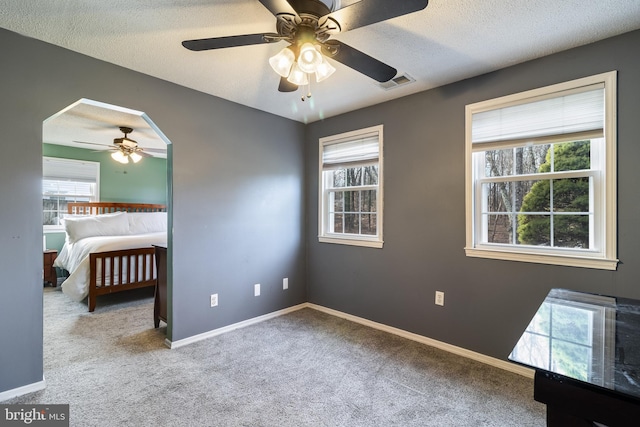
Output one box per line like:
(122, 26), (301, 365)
(465, 72), (617, 270)
(471, 87), (604, 145)
(322, 132), (380, 169)
(319, 125), (383, 248)
(43, 157), (100, 229)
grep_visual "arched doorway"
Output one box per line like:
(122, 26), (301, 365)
(41, 98), (172, 332)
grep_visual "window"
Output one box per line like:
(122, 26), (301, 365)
(319, 125), (383, 248)
(43, 157), (100, 231)
(465, 72), (617, 269)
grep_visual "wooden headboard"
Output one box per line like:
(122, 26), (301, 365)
(67, 202), (166, 215)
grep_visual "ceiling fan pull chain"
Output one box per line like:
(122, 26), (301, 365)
(306, 78), (312, 100)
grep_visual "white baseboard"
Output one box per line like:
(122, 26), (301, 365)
(166, 303), (309, 349)
(167, 302), (533, 378)
(0, 378), (46, 402)
(307, 303), (534, 378)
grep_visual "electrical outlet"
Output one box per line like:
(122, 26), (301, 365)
(254, 283), (260, 296)
(435, 291), (445, 306)
(210, 293), (218, 307)
(283, 278), (288, 290)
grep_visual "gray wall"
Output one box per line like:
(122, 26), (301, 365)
(3, 22), (640, 397)
(305, 30), (640, 360)
(0, 28), (306, 394)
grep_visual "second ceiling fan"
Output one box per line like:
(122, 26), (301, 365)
(74, 126), (165, 164)
(182, 0), (429, 93)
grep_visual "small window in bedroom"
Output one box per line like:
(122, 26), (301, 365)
(43, 157), (100, 231)
(318, 125), (384, 248)
(464, 71), (617, 270)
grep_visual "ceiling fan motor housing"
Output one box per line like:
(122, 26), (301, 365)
(288, 0), (332, 17)
(276, 0), (339, 46)
(114, 126), (138, 149)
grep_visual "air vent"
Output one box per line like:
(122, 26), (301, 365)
(378, 73), (415, 90)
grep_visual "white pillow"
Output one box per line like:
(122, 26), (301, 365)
(127, 212), (167, 234)
(63, 212), (130, 243)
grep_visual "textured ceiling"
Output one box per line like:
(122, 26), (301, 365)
(43, 99), (169, 157)
(2, 0), (640, 147)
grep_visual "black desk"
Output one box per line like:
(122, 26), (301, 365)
(509, 289), (640, 426)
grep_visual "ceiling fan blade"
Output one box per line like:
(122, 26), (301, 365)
(320, 0), (429, 33)
(141, 147), (167, 153)
(321, 40), (396, 83)
(136, 150), (153, 158)
(182, 33), (280, 51)
(72, 140), (110, 148)
(258, 0), (300, 19)
(278, 76), (298, 92)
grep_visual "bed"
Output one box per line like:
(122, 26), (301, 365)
(54, 202), (167, 312)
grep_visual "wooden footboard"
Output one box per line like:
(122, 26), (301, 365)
(69, 202), (166, 215)
(88, 247), (156, 312)
(65, 202), (166, 312)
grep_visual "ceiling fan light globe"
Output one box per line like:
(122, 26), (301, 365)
(130, 152), (142, 163)
(315, 58), (336, 82)
(287, 62), (309, 86)
(297, 43), (322, 73)
(111, 150), (128, 163)
(269, 47), (295, 77)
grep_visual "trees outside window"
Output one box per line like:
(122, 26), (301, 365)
(329, 165), (378, 235)
(517, 141), (591, 248)
(481, 140), (592, 248)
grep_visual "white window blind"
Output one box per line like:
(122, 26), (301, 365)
(472, 86), (604, 145)
(43, 157), (99, 182)
(322, 133), (380, 169)
(43, 180), (95, 197)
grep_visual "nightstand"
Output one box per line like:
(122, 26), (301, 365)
(43, 249), (58, 286)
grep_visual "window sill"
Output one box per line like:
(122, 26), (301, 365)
(319, 236), (383, 249)
(43, 227), (65, 233)
(464, 247), (618, 270)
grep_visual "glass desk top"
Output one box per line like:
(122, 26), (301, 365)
(509, 288), (640, 401)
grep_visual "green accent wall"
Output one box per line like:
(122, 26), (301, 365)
(45, 230), (67, 254)
(43, 143), (167, 251)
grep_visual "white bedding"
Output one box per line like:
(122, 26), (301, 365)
(55, 232), (167, 302)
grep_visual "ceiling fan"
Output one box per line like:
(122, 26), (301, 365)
(73, 126), (164, 164)
(182, 0), (429, 94)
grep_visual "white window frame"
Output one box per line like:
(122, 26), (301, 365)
(465, 72), (617, 270)
(43, 157), (100, 232)
(318, 125), (384, 248)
